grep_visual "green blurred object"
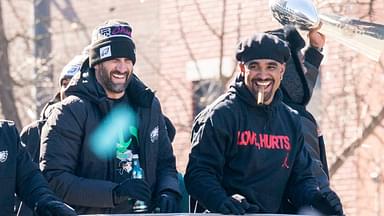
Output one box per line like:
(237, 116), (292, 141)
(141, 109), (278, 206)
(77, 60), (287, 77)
(178, 173), (189, 213)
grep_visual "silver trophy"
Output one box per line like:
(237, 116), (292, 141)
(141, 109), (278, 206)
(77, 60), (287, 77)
(269, 0), (384, 61)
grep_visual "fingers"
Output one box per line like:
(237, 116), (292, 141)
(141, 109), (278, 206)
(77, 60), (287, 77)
(120, 179), (151, 201)
(219, 195), (261, 215)
(159, 197), (168, 213)
(239, 199), (250, 210)
(225, 198), (245, 215)
(308, 25), (325, 48)
(159, 195), (174, 213)
(311, 21), (323, 31)
(41, 201), (77, 216)
(311, 190), (344, 216)
(246, 203), (260, 213)
(325, 191), (343, 215)
(158, 193), (178, 213)
(134, 181), (152, 201)
(219, 198), (245, 215)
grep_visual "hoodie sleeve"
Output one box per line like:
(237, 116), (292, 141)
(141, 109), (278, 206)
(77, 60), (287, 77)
(184, 108), (231, 212)
(40, 99), (117, 208)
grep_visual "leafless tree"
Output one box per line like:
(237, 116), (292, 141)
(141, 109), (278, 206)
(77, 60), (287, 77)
(0, 1), (22, 128)
(172, 1), (383, 214)
(0, 0), (90, 129)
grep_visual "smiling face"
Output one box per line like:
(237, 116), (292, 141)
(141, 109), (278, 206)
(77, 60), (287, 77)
(95, 58), (133, 99)
(240, 59), (285, 105)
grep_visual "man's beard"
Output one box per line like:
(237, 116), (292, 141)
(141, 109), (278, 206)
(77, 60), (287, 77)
(248, 79), (274, 105)
(252, 87), (273, 105)
(99, 66), (131, 93)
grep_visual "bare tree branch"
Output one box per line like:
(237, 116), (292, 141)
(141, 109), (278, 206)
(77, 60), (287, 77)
(0, 1), (22, 128)
(176, 0), (201, 74)
(137, 50), (191, 120)
(218, 0), (226, 81)
(329, 107), (384, 177)
(193, 0), (220, 37)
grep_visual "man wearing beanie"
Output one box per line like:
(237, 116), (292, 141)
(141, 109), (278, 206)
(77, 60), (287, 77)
(16, 50), (88, 216)
(185, 32), (343, 215)
(39, 20), (181, 214)
(20, 51), (88, 163)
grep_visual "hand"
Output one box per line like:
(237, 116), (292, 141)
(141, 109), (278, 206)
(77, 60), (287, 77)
(311, 190), (344, 215)
(241, 199), (260, 213)
(157, 190), (181, 213)
(34, 196), (77, 216)
(231, 194), (260, 213)
(218, 197), (254, 215)
(308, 22), (325, 49)
(112, 178), (151, 205)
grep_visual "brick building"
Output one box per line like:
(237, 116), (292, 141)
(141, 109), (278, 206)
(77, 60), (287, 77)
(2, 0), (384, 215)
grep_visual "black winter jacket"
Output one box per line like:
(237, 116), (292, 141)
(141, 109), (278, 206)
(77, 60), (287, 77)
(184, 78), (319, 213)
(277, 27), (329, 177)
(17, 93), (61, 216)
(267, 27), (331, 214)
(0, 120), (55, 215)
(20, 92), (61, 162)
(39, 69), (180, 214)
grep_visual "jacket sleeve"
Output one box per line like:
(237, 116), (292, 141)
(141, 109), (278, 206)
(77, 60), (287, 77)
(303, 47), (323, 95)
(154, 111), (180, 196)
(300, 117), (330, 188)
(39, 100), (117, 208)
(184, 109), (231, 212)
(1, 122), (55, 210)
(20, 120), (43, 163)
(285, 121), (321, 208)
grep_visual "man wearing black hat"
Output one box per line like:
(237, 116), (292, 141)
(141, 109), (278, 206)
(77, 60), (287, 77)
(184, 32), (343, 215)
(39, 19), (181, 214)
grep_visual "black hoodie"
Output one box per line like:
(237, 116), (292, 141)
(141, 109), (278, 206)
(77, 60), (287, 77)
(39, 66), (180, 214)
(185, 77), (319, 213)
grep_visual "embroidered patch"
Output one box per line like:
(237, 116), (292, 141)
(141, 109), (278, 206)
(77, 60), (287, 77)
(98, 25), (132, 39)
(150, 126), (159, 143)
(100, 26), (112, 37)
(100, 45), (111, 59)
(0, 150), (8, 163)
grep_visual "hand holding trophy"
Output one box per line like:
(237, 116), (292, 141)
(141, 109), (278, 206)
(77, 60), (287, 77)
(269, 0), (384, 61)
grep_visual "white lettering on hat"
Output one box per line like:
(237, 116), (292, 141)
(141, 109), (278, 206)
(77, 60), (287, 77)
(100, 45), (112, 59)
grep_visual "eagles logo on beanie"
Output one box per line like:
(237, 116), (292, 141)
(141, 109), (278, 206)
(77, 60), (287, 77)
(235, 32), (291, 64)
(89, 19), (136, 67)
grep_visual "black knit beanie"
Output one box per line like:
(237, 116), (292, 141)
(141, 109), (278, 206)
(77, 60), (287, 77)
(235, 32), (291, 64)
(89, 19), (136, 67)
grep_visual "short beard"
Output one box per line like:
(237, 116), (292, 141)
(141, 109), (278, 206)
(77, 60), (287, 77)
(98, 64), (131, 93)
